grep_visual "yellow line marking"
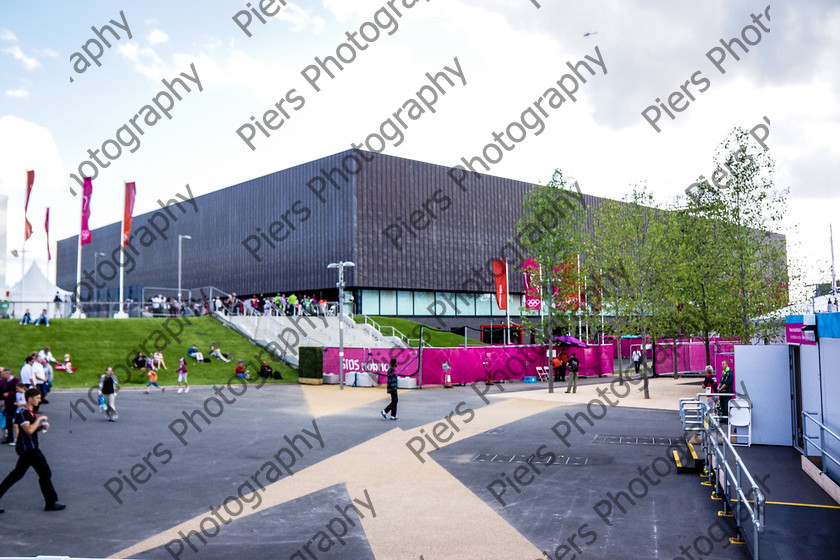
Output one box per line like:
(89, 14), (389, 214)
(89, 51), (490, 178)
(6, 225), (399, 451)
(672, 450), (682, 468)
(731, 498), (840, 509)
(688, 442), (699, 461)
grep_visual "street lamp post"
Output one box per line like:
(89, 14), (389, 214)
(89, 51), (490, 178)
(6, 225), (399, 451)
(10, 249), (25, 318)
(327, 261), (355, 390)
(178, 235), (192, 305)
(93, 252), (106, 301)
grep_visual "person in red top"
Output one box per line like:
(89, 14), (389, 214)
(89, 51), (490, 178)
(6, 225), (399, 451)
(0, 368), (19, 444)
(0, 388), (65, 512)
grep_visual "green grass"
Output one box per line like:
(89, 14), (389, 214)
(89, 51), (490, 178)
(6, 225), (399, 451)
(353, 316), (483, 347)
(0, 316), (297, 389)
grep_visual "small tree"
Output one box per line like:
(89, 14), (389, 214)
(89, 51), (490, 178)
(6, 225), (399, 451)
(515, 170), (586, 393)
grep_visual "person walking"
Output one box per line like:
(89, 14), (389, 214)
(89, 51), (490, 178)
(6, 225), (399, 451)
(98, 367), (119, 422)
(0, 388), (66, 513)
(565, 353), (580, 394)
(145, 364), (164, 394)
(631, 348), (642, 375)
(0, 369), (20, 444)
(177, 358), (189, 394)
(380, 358), (399, 421)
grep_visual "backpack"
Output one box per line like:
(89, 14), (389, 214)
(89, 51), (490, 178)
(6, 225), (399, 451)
(272, 371), (283, 380)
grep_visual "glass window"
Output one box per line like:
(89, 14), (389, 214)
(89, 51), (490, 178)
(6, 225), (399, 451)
(475, 293), (493, 316)
(380, 290), (397, 315)
(361, 289), (379, 315)
(435, 293), (458, 316)
(397, 291), (413, 316)
(510, 294), (521, 316)
(413, 291), (436, 316)
(456, 293), (475, 316)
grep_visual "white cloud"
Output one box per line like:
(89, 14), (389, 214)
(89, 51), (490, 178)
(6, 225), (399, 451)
(147, 29), (169, 45)
(6, 87), (29, 99)
(2, 45), (40, 70)
(0, 28), (17, 42)
(39, 48), (59, 59)
(277, 3), (326, 33)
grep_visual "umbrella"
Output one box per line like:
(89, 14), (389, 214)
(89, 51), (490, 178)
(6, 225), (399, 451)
(553, 335), (589, 348)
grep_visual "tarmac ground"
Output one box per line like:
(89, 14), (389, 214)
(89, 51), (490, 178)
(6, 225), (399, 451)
(0, 374), (832, 559)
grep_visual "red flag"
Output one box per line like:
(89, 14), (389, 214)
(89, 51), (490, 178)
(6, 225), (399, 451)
(493, 260), (508, 310)
(45, 207), (51, 261)
(123, 182), (136, 246)
(24, 170), (34, 240)
(81, 177), (93, 246)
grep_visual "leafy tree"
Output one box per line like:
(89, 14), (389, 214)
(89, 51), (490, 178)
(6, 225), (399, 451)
(585, 185), (670, 399)
(685, 128), (789, 344)
(515, 169), (586, 392)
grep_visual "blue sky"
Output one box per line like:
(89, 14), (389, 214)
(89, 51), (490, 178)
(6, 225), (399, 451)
(1, 0), (839, 300)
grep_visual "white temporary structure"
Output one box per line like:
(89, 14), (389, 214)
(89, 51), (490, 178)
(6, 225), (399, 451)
(7, 262), (71, 309)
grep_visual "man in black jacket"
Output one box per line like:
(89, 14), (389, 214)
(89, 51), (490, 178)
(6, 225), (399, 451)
(0, 389), (65, 513)
(380, 359), (399, 420)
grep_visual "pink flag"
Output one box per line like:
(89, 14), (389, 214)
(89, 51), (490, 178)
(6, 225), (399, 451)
(45, 208), (51, 261)
(123, 182), (136, 246)
(523, 258), (541, 310)
(24, 170), (34, 240)
(81, 177), (93, 246)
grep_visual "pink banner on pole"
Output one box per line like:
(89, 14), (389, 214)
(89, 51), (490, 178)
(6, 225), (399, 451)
(523, 258), (541, 310)
(81, 177), (92, 245)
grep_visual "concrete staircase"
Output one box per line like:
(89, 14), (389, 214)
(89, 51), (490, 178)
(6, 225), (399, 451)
(217, 313), (406, 367)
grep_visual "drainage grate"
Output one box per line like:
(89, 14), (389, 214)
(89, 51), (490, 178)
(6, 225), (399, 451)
(593, 435), (682, 445)
(473, 453), (591, 466)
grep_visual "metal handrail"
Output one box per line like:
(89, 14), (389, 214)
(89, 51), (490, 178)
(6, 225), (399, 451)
(699, 399), (764, 560)
(802, 412), (840, 475)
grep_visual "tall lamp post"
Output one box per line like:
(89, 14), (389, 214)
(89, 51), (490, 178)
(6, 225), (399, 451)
(10, 249), (25, 318)
(327, 261), (355, 390)
(93, 252), (106, 301)
(178, 235), (192, 305)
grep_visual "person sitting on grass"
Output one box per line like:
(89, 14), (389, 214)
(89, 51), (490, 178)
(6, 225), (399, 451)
(209, 345), (230, 362)
(259, 361), (277, 379)
(132, 352), (147, 369)
(19, 309), (32, 325)
(187, 345), (204, 363)
(152, 349), (167, 370)
(234, 362), (251, 379)
(54, 354), (76, 373)
(33, 309), (49, 327)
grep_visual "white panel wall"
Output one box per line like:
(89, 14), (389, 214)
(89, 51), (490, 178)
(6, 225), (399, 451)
(800, 345), (823, 456)
(734, 345), (793, 446)
(819, 339), (840, 482)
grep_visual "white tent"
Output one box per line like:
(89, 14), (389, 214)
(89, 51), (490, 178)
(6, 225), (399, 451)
(7, 262), (71, 309)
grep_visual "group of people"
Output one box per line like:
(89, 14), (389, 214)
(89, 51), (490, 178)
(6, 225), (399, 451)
(18, 308), (51, 327)
(0, 349), (68, 513)
(212, 292), (332, 317)
(551, 348), (581, 393)
(702, 360), (735, 419)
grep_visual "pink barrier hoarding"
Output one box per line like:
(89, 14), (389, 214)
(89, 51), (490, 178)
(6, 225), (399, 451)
(322, 344), (614, 386)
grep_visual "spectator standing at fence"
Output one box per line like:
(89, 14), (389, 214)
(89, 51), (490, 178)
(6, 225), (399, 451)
(98, 367), (118, 421)
(53, 293), (62, 318)
(288, 294), (298, 315)
(565, 353), (580, 394)
(718, 361), (734, 420)
(1, 369), (20, 444)
(380, 358), (399, 420)
(0, 388), (66, 513)
(177, 358), (189, 393)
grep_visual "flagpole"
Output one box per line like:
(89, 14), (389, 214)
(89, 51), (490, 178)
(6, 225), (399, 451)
(73, 190), (83, 318)
(577, 253), (582, 339)
(115, 183), (128, 318)
(505, 259), (511, 345)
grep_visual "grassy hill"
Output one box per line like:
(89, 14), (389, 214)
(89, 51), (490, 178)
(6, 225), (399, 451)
(0, 316), (297, 389)
(353, 316), (483, 347)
